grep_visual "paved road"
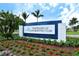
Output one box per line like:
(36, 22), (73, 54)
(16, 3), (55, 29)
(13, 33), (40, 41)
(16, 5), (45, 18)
(67, 35), (79, 38)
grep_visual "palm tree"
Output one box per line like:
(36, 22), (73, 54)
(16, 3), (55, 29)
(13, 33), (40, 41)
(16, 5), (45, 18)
(69, 17), (78, 26)
(22, 12), (29, 23)
(32, 10), (44, 22)
(69, 17), (79, 31)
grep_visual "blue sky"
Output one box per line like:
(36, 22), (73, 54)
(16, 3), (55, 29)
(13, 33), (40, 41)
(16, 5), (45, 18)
(0, 3), (79, 26)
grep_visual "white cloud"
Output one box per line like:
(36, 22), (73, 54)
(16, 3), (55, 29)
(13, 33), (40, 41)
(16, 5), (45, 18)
(49, 3), (58, 7)
(15, 3), (34, 12)
(38, 3), (58, 12)
(53, 0), (79, 3)
(59, 4), (79, 26)
(59, 6), (63, 9)
(60, 8), (69, 15)
(14, 3), (59, 23)
(13, 3), (79, 26)
(68, 12), (79, 21)
(1, 0), (79, 3)
(38, 3), (50, 12)
(14, 3), (58, 14)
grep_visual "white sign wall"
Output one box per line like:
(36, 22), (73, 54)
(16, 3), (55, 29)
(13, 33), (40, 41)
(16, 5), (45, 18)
(19, 20), (66, 42)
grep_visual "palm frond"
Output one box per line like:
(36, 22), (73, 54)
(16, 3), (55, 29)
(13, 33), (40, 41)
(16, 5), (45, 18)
(38, 15), (44, 17)
(31, 9), (44, 22)
(22, 12), (29, 20)
(35, 10), (39, 16)
(32, 12), (37, 17)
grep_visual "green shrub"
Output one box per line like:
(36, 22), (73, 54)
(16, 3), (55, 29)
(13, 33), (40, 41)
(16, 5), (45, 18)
(64, 41), (72, 47)
(46, 39), (52, 45)
(27, 38), (33, 42)
(65, 37), (79, 47)
(42, 39), (47, 44)
(74, 51), (79, 56)
(52, 40), (59, 46)
(58, 41), (65, 47)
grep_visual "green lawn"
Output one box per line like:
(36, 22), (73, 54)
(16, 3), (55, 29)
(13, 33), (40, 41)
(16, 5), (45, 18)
(67, 31), (79, 35)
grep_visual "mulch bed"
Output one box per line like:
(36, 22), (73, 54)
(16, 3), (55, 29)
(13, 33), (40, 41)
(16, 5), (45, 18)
(0, 40), (79, 56)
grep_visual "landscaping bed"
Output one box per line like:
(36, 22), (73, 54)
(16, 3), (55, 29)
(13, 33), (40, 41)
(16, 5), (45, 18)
(0, 39), (79, 56)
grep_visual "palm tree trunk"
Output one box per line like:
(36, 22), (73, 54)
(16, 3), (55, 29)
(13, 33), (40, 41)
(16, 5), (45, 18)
(37, 18), (38, 22)
(24, 19), (26, 24)
(25, 19), (26, 23)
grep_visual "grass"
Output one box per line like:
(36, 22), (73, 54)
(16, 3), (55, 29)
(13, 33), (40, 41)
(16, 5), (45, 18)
(67, 31), (79, 35)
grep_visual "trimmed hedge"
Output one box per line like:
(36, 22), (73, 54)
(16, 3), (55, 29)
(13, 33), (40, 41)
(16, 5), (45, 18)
(21, 37), (79, 47)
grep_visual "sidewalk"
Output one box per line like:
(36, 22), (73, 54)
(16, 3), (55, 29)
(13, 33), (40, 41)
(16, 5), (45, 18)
(67, 35), (79, 38)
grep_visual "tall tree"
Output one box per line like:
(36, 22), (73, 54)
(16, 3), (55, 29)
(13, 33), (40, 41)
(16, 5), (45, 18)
(69, 17), (78, 26)
(22, 12), (29, 24)
(32, 10), (44, 22)
(0, 10), (24, 39)
(69, 17), (78, 31)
